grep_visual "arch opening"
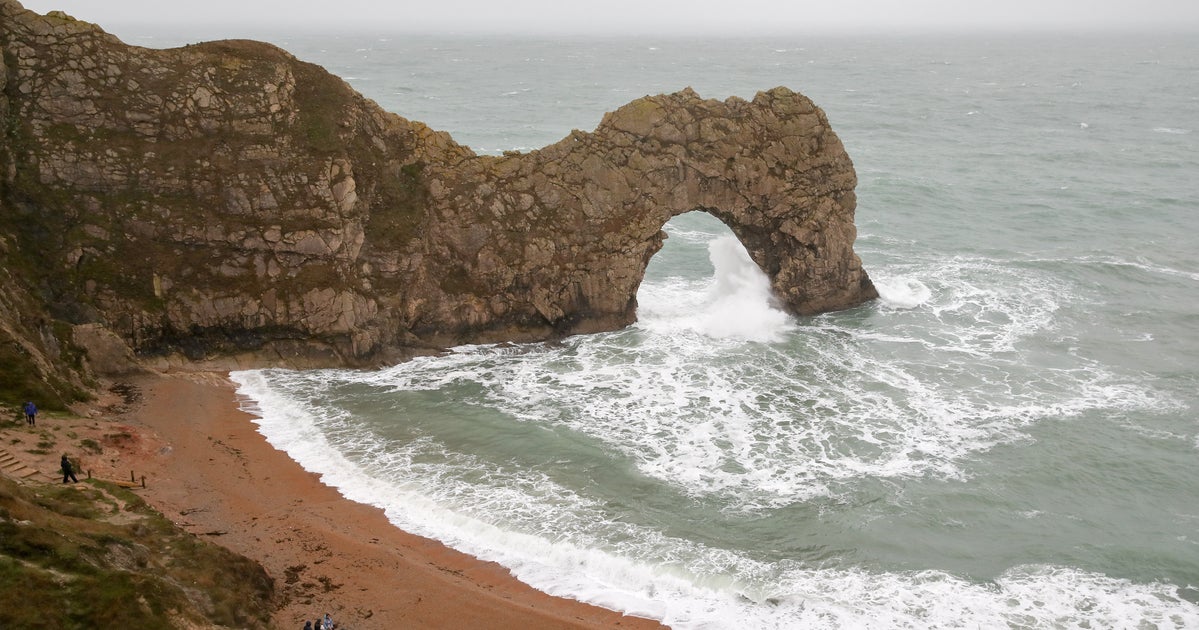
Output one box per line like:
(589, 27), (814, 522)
(636, 211), (793, 342)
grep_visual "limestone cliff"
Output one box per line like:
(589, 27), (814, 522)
(0, 0), (876, 393)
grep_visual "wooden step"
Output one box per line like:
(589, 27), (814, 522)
(0, 449), (40, 480)
(1, 464), (40, 478)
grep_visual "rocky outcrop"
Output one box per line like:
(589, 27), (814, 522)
(0, 0), (876, 384)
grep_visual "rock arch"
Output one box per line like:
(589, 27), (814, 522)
(0, 0), (877, 367)
(415, 87), (878, 343)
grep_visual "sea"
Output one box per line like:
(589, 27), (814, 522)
(123, 27), (1199, 628)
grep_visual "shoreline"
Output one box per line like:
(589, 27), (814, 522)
(125, 371), (664, 629)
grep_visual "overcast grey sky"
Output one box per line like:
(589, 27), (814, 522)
(20, 0), (1199, 35)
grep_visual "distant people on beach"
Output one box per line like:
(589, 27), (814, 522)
(61, 454), (78, 483)
(23, 401), (36, 425)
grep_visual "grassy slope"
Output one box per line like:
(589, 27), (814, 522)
(0, 463), (274, 629)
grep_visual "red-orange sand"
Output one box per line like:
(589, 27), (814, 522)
(125, 372), (665, 629)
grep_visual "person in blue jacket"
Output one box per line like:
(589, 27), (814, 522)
(23, 401), (36, 426)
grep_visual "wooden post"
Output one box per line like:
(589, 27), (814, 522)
(130, 470), (135, 483)
(140, 475), (146, 488)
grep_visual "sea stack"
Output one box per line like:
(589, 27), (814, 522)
(0, 0), (876, 392)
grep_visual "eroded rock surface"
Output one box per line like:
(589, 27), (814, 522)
(0, 0), (875, 386)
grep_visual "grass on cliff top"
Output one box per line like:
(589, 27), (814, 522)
(0, 474), (274, 629)
(0, 336), (83, 412)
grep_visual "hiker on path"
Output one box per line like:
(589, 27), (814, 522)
(61, 454), (78, 483)
(23, 401), (36, 426)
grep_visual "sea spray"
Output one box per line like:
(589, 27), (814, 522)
(697, 236), (793, 341)
(637, 218), (793, 343)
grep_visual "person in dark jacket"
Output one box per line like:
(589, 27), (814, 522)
(61, 454), (78, 483)
(23, 401), (37, 426)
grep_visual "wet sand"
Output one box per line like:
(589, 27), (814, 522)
(124, 372), (663, 629)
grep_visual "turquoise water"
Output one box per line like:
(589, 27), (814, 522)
(120, 28), (1199, 628)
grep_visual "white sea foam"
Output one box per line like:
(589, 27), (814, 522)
(1023, 254), (1199, 283)
(1100, 256), (1199, 283)
(1153, 127), (1190, 134)
(233, 369), (1199, 630)
(228, 238), (1190, 629)
(231, 222), (1190, 629)
(315, 261), (1163, 515)
(873, 275), (932, 309)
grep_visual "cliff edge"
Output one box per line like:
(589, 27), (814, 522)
(0, 1), (876, 399)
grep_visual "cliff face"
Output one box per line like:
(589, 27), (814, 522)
(0, 0), (876, 387)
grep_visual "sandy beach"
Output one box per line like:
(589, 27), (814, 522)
(109, 372), (664, 629)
